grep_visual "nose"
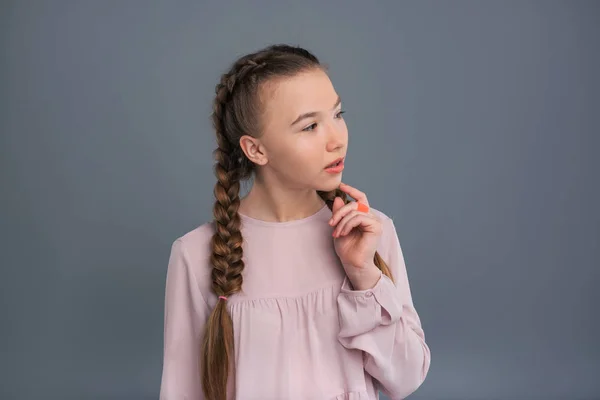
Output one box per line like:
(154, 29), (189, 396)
(325, 122), (346, 153)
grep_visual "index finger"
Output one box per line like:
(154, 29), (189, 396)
(338, 182), (369, 206)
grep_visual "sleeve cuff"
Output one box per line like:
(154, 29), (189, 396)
(337, 271), (404, 338)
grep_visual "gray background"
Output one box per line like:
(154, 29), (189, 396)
(1, 1), (598, 399)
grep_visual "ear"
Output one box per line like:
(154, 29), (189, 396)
(239, 135), (267, 166)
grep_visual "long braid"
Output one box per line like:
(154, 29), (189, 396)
(200, 74), (246, 400)
(318, 189), (395, 283)
(200, 56), (274, 400)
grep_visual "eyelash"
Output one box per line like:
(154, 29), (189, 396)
(302, 110), (346, 132)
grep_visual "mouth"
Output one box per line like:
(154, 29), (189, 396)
(325, 157), (345, 169)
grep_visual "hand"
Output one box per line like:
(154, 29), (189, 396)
(329, 182), (383, 289)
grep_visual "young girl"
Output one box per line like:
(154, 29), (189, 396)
(159, 44), (431, 400)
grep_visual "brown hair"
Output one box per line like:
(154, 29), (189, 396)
(201, 44), (394, 400)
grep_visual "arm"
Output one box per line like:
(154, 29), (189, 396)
(336, 217), (431, 399)
(160, 239), (210, 400)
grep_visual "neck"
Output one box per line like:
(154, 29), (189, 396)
(239, 173), (326, 223)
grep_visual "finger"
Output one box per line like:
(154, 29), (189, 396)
(333, 211), (360, 237)
(337, 213), (379, 237)
(345, 213), (381, 236)
(334, 211), (378, 237)
(339, 182), (369, 206)
(332, 196), (344, 213)
(329, 201), (365, 226)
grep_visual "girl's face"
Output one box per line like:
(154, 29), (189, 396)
(240, 68), (348, 193)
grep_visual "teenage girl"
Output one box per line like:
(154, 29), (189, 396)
(159, 44), (431, 400)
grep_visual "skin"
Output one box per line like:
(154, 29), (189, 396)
(239, 68), (382, 290)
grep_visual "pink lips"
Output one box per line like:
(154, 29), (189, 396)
(325, 157), (344, 168)
(324, 157), (345, 173)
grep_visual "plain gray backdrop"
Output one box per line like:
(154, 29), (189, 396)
(1, 1), (598, 399)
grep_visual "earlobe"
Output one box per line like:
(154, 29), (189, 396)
(239, 135), (268, 165)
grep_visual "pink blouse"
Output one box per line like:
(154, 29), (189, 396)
(159, 204), (430, 399)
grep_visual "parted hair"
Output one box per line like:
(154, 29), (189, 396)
(202, 44), (394, 400)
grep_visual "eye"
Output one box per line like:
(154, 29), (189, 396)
(335, 110), (346, 119)
(302, 123), (317, 132)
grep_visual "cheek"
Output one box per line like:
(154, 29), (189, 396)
(275, 137), (324, 172)
(292, 144), (323, 169)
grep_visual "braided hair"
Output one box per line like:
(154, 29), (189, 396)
(201, 44), (393, 400)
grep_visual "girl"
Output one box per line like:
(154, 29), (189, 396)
(159, 44), (431, 400)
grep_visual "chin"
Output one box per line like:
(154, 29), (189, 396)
(315, 175), (343, 193)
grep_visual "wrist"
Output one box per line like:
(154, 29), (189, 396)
(346, 263), (381, 291)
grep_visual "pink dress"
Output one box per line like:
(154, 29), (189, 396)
(159, 204), (431, 399)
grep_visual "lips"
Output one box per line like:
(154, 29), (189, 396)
(325, 157), (344, 168)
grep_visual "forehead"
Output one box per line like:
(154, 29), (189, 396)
(261, 69), (338, 125)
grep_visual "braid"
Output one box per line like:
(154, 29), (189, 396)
(318, 189), (395, 284)
(201, 56), (273, 400)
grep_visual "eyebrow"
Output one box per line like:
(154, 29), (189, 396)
(290, 95), (342, 126)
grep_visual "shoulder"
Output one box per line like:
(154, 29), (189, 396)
(168, 221), (216, 298)
(369, 206), (396, 237)
(368, 206), (392, 224)
(174, 221), (215, 258)
(368, 206), (402, 256)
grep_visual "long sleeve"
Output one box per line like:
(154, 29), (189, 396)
(160, 239), (210, 400)
(336, 217), (431, 400)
